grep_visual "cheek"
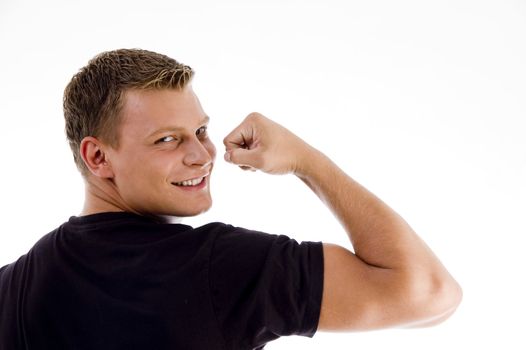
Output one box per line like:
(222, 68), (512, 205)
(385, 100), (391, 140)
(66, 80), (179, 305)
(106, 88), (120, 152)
(114, 158), (146, 186)
(113, 152), (163, 182)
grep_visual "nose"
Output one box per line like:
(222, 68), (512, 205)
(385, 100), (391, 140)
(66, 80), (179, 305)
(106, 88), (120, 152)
(182, 138), (215, 168)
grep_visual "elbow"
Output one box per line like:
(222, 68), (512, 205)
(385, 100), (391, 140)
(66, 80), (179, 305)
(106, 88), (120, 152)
(404, 272), (463, 328)
(436, 275), (463, 320)
(431, 272), (463, 315)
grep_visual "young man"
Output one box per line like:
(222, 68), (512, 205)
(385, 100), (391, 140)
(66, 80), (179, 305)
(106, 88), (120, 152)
(0, 49), (462, 349)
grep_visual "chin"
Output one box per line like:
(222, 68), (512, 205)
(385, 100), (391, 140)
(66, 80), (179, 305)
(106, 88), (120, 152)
(172, 199), (213, 218)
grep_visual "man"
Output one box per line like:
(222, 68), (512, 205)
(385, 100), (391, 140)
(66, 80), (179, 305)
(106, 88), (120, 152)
(0, 49), (462, 349)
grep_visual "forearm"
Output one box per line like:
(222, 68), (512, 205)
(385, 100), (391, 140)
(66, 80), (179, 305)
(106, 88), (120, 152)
(295, 146), (446, 273)
(224, 113), (462, 328)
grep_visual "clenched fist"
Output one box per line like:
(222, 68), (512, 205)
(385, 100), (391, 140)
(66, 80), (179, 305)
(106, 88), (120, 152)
(223, 113), (315, 175)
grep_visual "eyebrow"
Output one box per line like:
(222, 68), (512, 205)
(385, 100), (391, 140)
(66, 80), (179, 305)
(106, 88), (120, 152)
(147, 115), (210, 139)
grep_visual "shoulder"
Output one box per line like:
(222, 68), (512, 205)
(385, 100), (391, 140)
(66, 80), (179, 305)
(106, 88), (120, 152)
(208, 224), (292, 265)
(207, 225), (324, 347)
(0, 227), (60, 315)
(0, 226), (60, 277)
(207, 223), (323, 268)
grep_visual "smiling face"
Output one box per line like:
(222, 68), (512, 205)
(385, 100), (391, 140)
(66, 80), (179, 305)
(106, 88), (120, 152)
(104, 87), (216, 217)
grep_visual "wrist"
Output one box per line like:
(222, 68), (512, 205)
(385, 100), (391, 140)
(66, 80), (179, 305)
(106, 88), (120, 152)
(292, 145), (328, 179)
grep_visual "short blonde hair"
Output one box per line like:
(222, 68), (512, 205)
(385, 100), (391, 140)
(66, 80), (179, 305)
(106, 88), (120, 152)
(63, 48), (194, 175)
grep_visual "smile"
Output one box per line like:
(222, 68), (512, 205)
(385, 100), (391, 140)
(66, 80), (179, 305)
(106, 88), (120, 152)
(173, 175), (207, 187)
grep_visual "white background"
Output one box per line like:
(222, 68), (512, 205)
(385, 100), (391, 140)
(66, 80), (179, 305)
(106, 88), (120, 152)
(1, 0), (525, 348)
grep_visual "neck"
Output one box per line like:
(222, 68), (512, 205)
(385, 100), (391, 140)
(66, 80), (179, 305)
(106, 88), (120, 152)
(80, 176), (130, 216)
(80, 177), (183, 224)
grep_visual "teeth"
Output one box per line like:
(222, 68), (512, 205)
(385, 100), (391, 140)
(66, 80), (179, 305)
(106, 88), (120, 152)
(174, 177), (204, 186)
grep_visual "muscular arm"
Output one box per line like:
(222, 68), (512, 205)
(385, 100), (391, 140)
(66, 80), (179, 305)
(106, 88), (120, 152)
(223, 113), (462, 331)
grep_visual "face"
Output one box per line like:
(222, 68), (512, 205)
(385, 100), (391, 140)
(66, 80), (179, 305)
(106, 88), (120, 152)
(105, 87), (216, 217)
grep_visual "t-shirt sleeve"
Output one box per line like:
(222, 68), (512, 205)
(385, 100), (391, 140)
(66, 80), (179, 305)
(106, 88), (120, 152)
(209, 225), (324, 349)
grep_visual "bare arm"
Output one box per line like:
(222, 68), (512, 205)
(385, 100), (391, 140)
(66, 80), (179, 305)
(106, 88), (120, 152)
(223, 113), (462, 331)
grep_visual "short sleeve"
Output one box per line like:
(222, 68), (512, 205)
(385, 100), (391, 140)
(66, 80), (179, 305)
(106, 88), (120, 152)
(209, 226), (324, 349)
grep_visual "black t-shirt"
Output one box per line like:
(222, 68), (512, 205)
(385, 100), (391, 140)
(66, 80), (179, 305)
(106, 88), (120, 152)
(0, 212), (324, 349)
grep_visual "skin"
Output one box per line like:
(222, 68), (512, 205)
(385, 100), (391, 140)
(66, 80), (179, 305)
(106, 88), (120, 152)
(223, 113), (463, 330)
(80, 87), (215, 219)
(81, 87), (462, 331)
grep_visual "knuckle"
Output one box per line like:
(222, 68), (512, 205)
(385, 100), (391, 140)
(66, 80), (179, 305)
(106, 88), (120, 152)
(247, 112), (264, 122)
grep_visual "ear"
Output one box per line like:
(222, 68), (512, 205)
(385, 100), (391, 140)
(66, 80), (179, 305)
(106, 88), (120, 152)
(79, 136), (115, 179)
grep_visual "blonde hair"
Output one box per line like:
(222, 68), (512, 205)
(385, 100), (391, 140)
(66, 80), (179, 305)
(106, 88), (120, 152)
(63, 48), (194, 175)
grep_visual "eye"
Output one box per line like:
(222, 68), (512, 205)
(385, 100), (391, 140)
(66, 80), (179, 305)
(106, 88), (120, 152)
(196, 126), (208, 138)
(155, 135), (177, 144)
